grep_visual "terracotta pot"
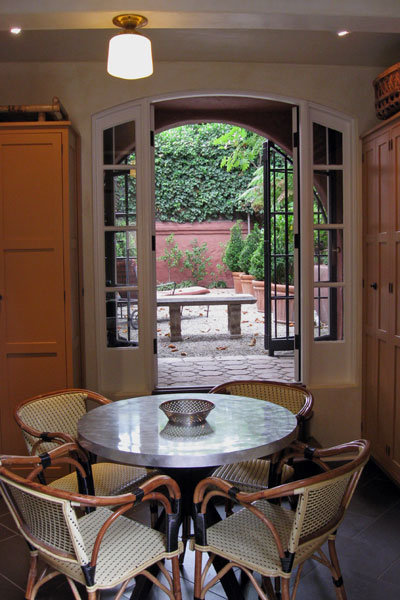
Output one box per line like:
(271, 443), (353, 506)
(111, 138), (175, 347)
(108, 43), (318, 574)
(272, 283), (295, 323)
(252, 280), (265, 312)
(232, 271), (244, 293)
(240, 273), (255, 295)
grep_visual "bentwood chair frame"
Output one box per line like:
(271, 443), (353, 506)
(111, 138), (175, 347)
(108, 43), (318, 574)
(14, 388), (158, 503)
(193, 439), (370, 600)
(210, 380), (314, 493)
(0, 444), (183, 600)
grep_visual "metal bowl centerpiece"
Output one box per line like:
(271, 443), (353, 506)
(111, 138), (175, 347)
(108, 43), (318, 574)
(159, 398), (215, 426)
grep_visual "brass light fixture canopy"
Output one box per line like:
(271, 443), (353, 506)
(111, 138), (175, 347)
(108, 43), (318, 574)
(107, 13), (153, 80)
(112, 14), (148, 30)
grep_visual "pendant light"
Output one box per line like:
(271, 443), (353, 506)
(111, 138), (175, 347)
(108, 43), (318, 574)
(107, 14), (153, 80)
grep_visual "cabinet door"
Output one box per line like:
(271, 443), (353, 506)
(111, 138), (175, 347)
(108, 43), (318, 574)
(0, 130), (68, 454)
(392, 122), (400, 477)
(362, 129), (394, 459)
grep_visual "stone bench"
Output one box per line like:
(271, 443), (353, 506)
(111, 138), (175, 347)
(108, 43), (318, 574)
(157, 294), (256, 342)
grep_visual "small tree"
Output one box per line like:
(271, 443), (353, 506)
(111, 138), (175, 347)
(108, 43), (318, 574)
(238, 224), (262, 274)
(249, 233), (264, 281)
(223, 221), (244, 272)
(182, 239), (211, 285)
(157, 233), (183, 282)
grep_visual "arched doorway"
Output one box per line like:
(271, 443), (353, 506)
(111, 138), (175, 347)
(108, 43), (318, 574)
(92, 92), (356, 398)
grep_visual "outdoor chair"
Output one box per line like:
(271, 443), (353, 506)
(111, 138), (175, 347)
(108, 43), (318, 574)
(193, 438), (370, 600)
(210, 380), (314, 494)
(0, 444), (183, 600)
(14, 388), (158, 500)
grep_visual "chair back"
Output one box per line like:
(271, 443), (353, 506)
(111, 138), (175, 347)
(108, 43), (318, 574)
(210, 380), (313, 422)
(284, 440), (369, 554)
(14, 389), (109, 454)
(0, 461), (89, 567)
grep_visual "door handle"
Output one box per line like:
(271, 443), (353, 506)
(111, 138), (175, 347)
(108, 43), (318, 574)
(370, 283), (377, 290)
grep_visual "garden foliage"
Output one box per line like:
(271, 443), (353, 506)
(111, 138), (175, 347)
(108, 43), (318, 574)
(238, 224), (262, 274)
(223, 221), (244, 272)
(155, 124), (254, 223)
(249, 233), (265, 281)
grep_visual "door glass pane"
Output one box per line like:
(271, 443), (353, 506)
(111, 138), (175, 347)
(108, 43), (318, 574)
(328, 128), (343, 164)
(314, 229), (343, 282)
(313, 124), (343, 165)
(104, 169), (137, 226)
(313, 123), (327, 164)
(105, 231), (137, 287)
(313, 171), (343, 224)
(106, 291), (138, 347)
(103, 122), (136, 165)
(314, 287), (343, 340)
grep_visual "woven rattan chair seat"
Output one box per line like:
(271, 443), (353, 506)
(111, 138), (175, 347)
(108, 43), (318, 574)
(48, 462), (154, 496)
(47, 507), (183, 588)
(197, 499), (316, 577)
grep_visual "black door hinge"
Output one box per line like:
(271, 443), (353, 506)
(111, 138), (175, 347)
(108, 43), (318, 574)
(152, 235), (156, 251)
(294, 233), (300, 249)
(294, 334), (300, 350)
(153, 338), (157, 354)
(293, 131), (299, 148)
(150, 130), (155, 147)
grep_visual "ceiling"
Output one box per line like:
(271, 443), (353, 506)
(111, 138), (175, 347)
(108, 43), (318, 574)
(0, 1), (400, 68)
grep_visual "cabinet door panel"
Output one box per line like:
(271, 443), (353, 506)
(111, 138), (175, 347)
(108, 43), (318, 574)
(377, 338), (393, 452)
(0, 130), (68, 455)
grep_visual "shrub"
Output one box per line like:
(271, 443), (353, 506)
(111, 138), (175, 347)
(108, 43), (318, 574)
(157, 233), (183, 282)
(182, 239), (211, 285)
(223, 221), (244, 272)
(238, 224), (262, 274)
(249, 234), (264, 281)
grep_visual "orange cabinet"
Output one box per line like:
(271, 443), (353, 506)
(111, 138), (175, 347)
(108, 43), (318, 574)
(0, 122), (82, 455)
(362, 114), (400, 483)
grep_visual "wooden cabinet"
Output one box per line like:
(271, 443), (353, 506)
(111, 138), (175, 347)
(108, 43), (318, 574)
(362, 113), (400, 483)
(0, 122), (82, 455)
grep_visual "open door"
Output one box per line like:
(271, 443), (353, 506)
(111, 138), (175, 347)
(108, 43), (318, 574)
(264, 141), (295, 354)
(264, 107), (300, 379)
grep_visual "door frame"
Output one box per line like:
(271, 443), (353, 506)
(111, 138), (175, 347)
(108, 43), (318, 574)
(91, 91), (359, 396)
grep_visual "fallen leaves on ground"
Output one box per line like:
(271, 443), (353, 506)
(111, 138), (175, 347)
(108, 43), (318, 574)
(168, 344), (177, 349)
(181, 352), (187, 356)
(171, 348), (178, 352)
(249, 337), (257, 346)
(216, 346), (228, 351)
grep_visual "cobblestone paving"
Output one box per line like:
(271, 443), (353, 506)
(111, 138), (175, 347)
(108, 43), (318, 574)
(157, 353), (295, 388)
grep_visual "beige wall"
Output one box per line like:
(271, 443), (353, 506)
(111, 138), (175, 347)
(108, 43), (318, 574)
(0, 59), (381, 445)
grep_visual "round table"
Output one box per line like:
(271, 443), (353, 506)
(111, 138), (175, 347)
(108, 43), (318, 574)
(78, 392), (298, 600)
(77, 392), (298, 469)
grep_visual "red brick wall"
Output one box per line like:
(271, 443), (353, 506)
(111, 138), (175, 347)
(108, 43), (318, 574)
(155, 220), (246, 287)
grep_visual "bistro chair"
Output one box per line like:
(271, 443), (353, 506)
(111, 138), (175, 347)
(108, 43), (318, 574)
(193, 438), (370, 600)
(14, 388), (158, 499)
(0, 444), (183, 600)
(210, 380), (314, 493)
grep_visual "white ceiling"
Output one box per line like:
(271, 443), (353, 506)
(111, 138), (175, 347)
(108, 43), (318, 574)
(1, 1), (399, 67)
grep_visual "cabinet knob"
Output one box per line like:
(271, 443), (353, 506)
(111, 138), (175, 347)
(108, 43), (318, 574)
(370, 282), (377, 290)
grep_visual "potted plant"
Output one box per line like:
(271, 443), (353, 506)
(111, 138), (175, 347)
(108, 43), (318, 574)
(249, 234), (265, 312)
(223, 221), (245, 292)
(238, 223), (261, 294)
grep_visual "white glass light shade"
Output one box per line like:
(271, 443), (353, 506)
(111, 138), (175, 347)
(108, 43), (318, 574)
(107, 32), (153, 80)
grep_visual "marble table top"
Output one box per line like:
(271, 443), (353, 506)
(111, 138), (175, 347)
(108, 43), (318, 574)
(78, 392), (298, 469)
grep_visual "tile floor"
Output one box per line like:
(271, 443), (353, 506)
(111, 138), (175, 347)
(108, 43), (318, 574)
(0, 460), (399, 599)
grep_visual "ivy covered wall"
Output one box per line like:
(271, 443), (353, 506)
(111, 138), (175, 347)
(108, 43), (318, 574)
(155, 123), (254, 223)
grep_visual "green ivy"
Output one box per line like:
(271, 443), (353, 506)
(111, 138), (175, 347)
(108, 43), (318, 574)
(155, 124), (254, 223)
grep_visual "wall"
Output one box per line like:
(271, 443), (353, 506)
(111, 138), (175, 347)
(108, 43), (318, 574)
(156, 220), (241, 287)
(0, 59), (384, 446)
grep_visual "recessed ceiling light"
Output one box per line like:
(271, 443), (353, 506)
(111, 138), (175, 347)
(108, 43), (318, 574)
(10, 27), (22, 35)
(337, 30), (350, 37)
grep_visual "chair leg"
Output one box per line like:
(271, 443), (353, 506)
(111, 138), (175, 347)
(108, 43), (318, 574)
(25, 551), (38, 599)
(281, 578), (291, 600)
(194, 550), (203, 600)
(171, 555), (182, 600)
(328, 537), (347, 600)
